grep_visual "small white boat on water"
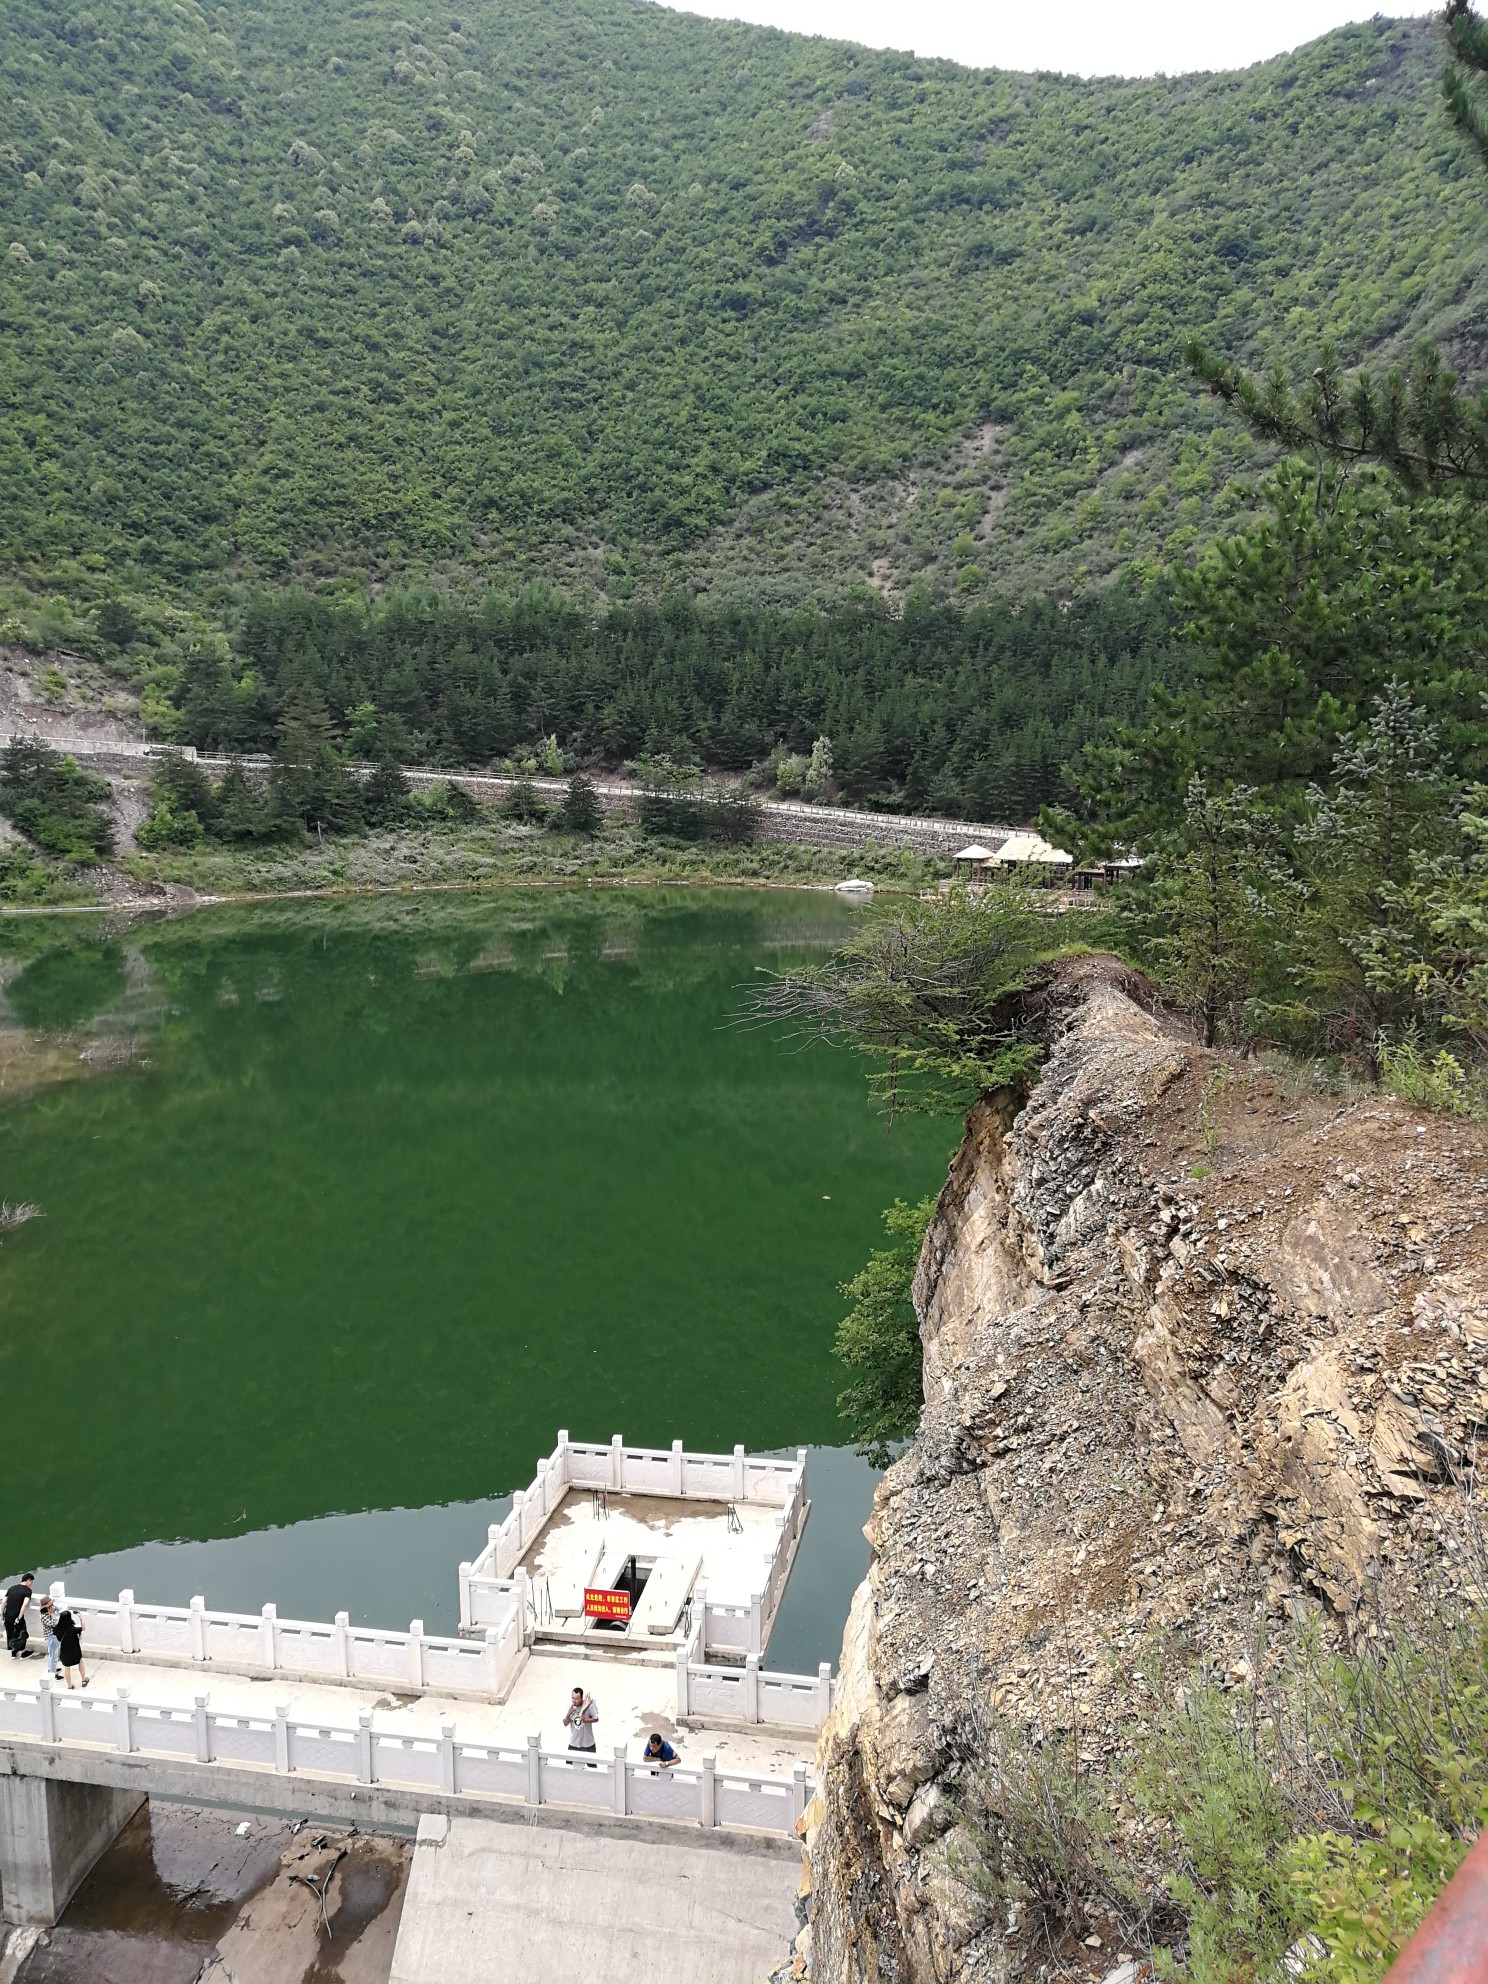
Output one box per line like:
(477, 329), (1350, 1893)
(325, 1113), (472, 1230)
(834, 878), (874, 899)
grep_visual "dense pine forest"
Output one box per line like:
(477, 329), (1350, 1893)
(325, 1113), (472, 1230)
(181, 583), (1171, 819)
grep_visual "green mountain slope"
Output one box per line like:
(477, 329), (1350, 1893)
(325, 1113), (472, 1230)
(0, 0), (1482, 610)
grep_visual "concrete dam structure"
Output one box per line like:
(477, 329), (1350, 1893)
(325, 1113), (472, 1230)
(0, 1433), (829, 1950)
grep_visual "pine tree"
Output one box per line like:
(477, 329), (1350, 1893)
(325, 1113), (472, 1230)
(215, 761), (272, 842)
(1366, 787), (1488, 1054)
(1145, 780), (1274, 1049)
(362, 758), (411, 828)
(560, 773), (602, 835)
(1291, 687), (1458, 1060)
(1188, 4), (1488, 491)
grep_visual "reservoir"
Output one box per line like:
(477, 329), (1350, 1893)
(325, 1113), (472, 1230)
(0, 889), (952, 1665)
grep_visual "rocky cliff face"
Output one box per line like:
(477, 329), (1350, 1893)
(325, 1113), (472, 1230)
(799, 957), (1488, 1984)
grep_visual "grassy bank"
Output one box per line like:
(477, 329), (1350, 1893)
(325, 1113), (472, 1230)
(113, 817), (946, 903)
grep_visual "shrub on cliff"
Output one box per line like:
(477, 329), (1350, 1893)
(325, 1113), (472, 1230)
(747, 883), (1055, 1118)
(941, 1558), (1488, 1984)
(834, 1196), (936, 1465)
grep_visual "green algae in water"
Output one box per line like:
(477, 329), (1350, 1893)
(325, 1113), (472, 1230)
(0, 891), (952, 1571)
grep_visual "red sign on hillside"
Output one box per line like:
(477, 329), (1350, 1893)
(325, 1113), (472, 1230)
(584, 1587), (632, 1622)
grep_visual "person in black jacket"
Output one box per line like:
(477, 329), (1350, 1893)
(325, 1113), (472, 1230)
(54, 1607), (87, 1689)
(4, 1575), (33, 1658)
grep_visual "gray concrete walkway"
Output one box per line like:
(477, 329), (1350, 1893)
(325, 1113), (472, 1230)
(389, 1817), (797, 1984)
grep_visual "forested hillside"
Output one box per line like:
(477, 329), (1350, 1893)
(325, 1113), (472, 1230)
(0, 0), (1481, 616)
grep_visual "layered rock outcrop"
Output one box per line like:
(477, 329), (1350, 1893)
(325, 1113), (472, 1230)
(801, 956), (1488, 1983)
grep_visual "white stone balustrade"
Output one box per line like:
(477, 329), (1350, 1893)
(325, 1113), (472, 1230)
(674, 1642), (836, 1731)
(665, 1598), (832, 1732)
(459, 1432), (808, 1662)
(0, 1680), (810, 1837)
(48, 1585), (526, 1704)
(42, 1432), (830, 1760)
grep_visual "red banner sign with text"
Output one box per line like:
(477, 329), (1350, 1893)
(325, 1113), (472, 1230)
(584, 1587), (632, 1622)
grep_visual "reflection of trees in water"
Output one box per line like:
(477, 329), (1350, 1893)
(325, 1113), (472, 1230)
(9, 941), (128, 1031)
(0, 952), (32, 1029)
(0, 923), (165, 1043)
(0, 892), (869, 1041)
(758, 917), (859, 953)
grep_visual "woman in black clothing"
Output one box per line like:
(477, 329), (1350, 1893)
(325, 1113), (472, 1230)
(54, 1608), (87, 1689)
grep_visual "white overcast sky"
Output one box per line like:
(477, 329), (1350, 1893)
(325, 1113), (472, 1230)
(654, 0), (1435, 78)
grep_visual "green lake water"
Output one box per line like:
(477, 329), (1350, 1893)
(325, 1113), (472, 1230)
(0, 889), (952, 1662)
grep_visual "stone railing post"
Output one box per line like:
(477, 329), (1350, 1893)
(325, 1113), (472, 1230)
(189, 1596), (207, 1664)
(334, 1612), (351, 1678)
(37, 1677), (55, 1745)
(118, 1589), (136, 1655)
(670, 1438), (684, 1497)
(612, 1743), (627, 1818)
(274, 1704), (290, 1774)
(259, 1604), (277, 1670)
(483, 1626), (502, 1695)
(356, 1711), (374, 1785)
(556, 1428), (570, 1490)
(675, 1639), (689, 1720)
(115, 1687), (133, 1754)
(487, 1522), (501, 1578)
(749, 1593), (763, 1660)
(817, 1663), (833, 1725)
(408, 1621), (425, 1691)
(701, 1753), (716, 1828)
(792, 1762), (808, 1826)
(512, 1490), (527, 1553)
(439, 1719), (456, 1795)
(458, 1563), (473, 1633)
(744, 1654), (760, 1724)
(194, 1694), (212, 1763)
(610, 1433), (624, 1493)
(525, 1733), (541, 1806)
(731, 1444), (746, 1502)
(515, 1568), (532, 1645)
